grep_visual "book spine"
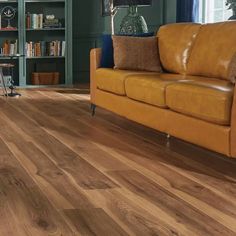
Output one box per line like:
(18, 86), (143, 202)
(14, 39), (18, 55)
(32, 14), (37, 29)
(39, 14), (43, 29)
(26, 13), (30, 29)
(10, 43), (14, 55)
(62, 41), (66, 57)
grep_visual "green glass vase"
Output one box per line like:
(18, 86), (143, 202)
(119, 5), (148, 35)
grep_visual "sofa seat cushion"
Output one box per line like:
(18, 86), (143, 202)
(96, 68), (138, 95)
(166, 80), (234, 125)
(125, 73), (187, 108)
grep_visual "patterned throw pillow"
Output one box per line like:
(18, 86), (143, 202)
(100, 33), (154, 68)
(112, 36), (162, 72)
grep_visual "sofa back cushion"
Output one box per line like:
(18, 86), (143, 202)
(158, 23), (201, 74)
(187, 21), (236, 83)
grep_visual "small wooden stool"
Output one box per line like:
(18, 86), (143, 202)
(0, 63), (14, 97)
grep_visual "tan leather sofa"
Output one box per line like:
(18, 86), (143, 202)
(90, 22), (236, 158)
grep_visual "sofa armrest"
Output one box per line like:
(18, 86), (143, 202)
(90, 48), (102, 103)
(231, 84), (236, 157)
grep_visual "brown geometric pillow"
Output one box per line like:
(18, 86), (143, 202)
(112, 36), (162, 72)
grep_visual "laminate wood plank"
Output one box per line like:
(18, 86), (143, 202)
(0, 114), (94, 210)
(107, 170), (236, 236)
(23, 90), (236, 206)
(0, 102), (118, 191)
(75, 92), (236, 177)
(97, 143), (236, 233)
(9, 91), (130, 172)
(63, 208), (128, 236)
(35, 90), (236, 203)
(17, 91), (236, 225)
(0, 88), (235, 235)
(55, 90), (236, 174)
(36, 89), (236, 178)
(11, 92), (236, 233)
(84, 189), (182, 236)
(0, 136), (75, 236)
(0, 203), (27, 236)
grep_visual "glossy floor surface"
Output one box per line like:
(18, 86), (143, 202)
(0, 88), (235, 236)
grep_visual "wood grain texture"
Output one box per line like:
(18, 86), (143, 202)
(0, 135), (75, 236)
(63, 208), (128, 236)
(0, 87), (235, 236)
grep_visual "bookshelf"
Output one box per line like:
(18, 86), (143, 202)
(0, 0), (72, 87)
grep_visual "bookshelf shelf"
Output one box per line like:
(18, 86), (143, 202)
(25, 0), (65, 3)
(0, 0), (72, 86)
(0, 57), (19, 60)
(0, 29), (18, 32)
(26, 56), (65, 59)
(0, 0), (18, 2)
(26, 28), (65, 31)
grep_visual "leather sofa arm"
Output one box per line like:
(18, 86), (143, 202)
(90, 48), (102, 103)
(231, 84), (236, 157)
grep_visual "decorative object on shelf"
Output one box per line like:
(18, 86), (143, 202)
(31, 72), (59, 85)
(226, 0), (236, 20)
(44, 14), (62, 28)
(1, 6), (17, 29)
(115, 0), (151, 35)
(46, 15), (55, 20)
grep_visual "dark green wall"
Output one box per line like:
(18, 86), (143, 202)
(73, 0), (177, 84)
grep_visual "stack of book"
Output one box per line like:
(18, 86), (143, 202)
(26, 13), (44, 29)
(0, 40), (18, 56)
(25, 40), (66, 57)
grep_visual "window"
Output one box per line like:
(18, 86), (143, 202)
(199, 0), (232, 23)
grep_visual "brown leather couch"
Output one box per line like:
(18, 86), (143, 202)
(90, 22), (236, 158)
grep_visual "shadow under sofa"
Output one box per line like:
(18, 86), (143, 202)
(90, 22), (236, 158)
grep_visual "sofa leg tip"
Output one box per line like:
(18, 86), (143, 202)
(91, 104), (96, 116)
(166, 134), (171, 148)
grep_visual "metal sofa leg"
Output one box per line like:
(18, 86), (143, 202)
(91, 104), (96, 116)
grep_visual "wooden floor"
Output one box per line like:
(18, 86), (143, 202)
(0, 88), (236, 236)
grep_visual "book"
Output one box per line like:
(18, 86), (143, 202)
(62, 41), (66, 56)
(0, 39), (18, 56)
(26, 13), (44, 29)
(25, 40), (65, 57)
